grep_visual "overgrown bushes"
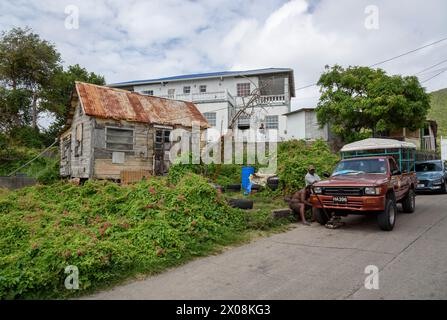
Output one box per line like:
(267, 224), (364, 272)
(277, 139), (339, 192)
(168, 139), (339, 193)
(0, 146), (59, 184)
(0, 173), (289, 299)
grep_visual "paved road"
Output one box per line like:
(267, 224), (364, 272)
(86, 193), (447, 300)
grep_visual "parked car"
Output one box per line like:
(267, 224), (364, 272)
(415, 160), (447, 193)
(310, 138), (418, 231)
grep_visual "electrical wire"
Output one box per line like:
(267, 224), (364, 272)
(294, 35), (447, 91)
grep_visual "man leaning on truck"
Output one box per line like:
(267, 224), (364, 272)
(305, 165), (321, 186)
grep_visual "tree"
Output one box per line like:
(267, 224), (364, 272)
(40, 64), (105, 139)
(315, 65), (431, 143)
(0, 27), (61, 129)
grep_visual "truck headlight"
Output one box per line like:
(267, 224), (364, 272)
(365, 187), (381, 195)
(313, 187), (322, 194)
(432, 179), (442, 185)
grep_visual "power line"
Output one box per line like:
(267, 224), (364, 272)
(415, 57), (447, 75)
(294, 35), (447, 92)
(418, 66), (447, 76)
(369, 36), (447, 67)
(421, 68), (447, 83)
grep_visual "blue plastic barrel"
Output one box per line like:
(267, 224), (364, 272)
(241, 166), (255, 191)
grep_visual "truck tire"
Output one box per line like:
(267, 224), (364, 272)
(267, 176), (279, 190)
(227, 198), (254, 210)
(401, 189), (416, 213)
(377, 198), (397, 231)
(313, 207), (329, 225)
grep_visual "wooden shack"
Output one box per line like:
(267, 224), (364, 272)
(60, 82), (209, 181)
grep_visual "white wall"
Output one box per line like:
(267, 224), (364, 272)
(132, 75), (289, 139)
(286, 111), (306, 140)
(195, 101), (230, 134)
(133, 76), (259, 98)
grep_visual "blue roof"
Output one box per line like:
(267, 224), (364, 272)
(109, 68), (294, 87)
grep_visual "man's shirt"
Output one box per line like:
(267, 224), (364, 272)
(305, 172), (321, 186)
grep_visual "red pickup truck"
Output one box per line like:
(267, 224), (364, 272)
(310, 139), (418, 231)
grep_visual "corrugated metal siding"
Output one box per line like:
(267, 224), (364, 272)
(75, 82), (209, 128)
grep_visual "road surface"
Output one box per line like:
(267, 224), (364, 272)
(86, 193), (447, 300)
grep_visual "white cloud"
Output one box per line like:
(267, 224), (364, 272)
(1, 0), (446, 111)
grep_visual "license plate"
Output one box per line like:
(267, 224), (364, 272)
(417, 184), (424, 188)
(333, 196), (348, 204)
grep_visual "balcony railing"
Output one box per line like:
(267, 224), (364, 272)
(259, 94), (286, 104)
(159, 91), (236, 106)
(155, 91), (288, 107)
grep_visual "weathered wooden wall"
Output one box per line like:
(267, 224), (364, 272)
(59, 102), (93, 178)
(92, 118), (154, 180)
(62, 110), (204, 180)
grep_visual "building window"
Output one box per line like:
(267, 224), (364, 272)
(237, 115), (250, 130)
(199, 85), (207, 93)
(168, 88), (175, 96)
(237, 83), (251, 97)
(141, 90), (154, 95)
(106, 127), (134, 151)
(183, 86), (191, 94)
(265, 115), (279, 129)
(203, 112), (217, 127)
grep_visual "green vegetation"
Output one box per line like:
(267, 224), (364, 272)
(316, 65), (431, 143)
(0, 136), (338, 299)
(277, 139), (339, 192)
(0, 146), (59, 184)
(428, 88), (447, 139)
(0, 27), (105, 149)
(168, 139), (339, 193)
(0, 174), (292, 299)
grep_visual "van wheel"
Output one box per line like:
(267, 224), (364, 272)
(377, 199), (396, 231)
(313, 207), (329, 225)
(401, 189), (416, 213)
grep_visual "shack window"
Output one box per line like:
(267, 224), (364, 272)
(74, 124), (83, 157)
(141, 90), (154, 95)
(199, 85), (207, 93)
(106, 127), (134, 151)
(183, 86), (191, 94)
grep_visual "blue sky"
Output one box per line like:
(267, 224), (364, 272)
(1, 0), (447, 111)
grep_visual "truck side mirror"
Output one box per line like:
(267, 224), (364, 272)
(392, 169), (401, 176)
(323, 172), (330, 178)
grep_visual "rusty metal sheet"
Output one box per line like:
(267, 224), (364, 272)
(75, 82), (209, 128)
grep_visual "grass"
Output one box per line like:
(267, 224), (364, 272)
(0, 174), (293, 299)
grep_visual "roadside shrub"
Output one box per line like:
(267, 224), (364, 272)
(0, 174), (250, 299)
(277, 139), (339, 192)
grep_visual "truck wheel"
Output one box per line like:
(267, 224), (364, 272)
(377, 199), (396, 231)
(401, 189), (416, 213)
(313, 207), (329, 225)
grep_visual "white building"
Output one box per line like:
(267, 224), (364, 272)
(109, 68), (295, 140)
(285, 108), (329, 141)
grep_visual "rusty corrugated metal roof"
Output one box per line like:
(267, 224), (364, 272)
(74, 81), (209, 128)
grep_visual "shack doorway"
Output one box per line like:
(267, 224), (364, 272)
(154, 128), (172, 175)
